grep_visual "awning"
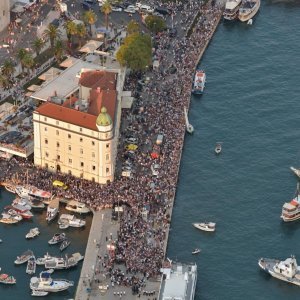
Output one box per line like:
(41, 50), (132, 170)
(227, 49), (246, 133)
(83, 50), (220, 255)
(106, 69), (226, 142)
(79, 40), (103, 53)
(27, 84), (40, 92)
(38, 67), (61, 81)
(59, 56), (78, 68)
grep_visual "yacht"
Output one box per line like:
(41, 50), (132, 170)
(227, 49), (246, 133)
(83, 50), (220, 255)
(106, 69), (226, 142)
(223, 0), (242, 21)
(258, 256), (300, 286)
(193, 222), (216, 232)
(58, 214), (86, 229)
(281, 186), (300, 222)
(3, 210), (23, 221)
(46, 206), (59, 222)
(0, 273), (16, 284)
(65, 200), (90, 214)
(44, 255), (78, 270)
(15, 250), (34, 264)
(30, 271), (74, 293)
(238, 0), (260, 22)
(12, 199), (31, 211)
(26, 228), (40, 239)
(48, 233), (66, 245)
(26, 256), (36, 275)
(36, 253), (56, 266)
(290, 166), (300, 178)
(159, 261), (197, 300)
(15, 185), (52, 202)
(192, 69), (206, 95)
(0, 214), (21, 224)
(8, 204), (33, 219)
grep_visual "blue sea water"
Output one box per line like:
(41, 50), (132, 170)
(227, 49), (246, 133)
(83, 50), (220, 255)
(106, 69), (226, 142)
(167, 1), (300, 299)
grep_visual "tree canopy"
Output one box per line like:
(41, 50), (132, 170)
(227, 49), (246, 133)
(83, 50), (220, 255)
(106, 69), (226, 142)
(145, 15), (166, 34)
(116, 33), (152, 71)
(127, 20), (140, 35)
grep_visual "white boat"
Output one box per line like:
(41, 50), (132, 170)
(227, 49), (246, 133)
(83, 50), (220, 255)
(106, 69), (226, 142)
(30, 271), (74, 293)
(3, 210), (23, 222)
(159, 261), (197, 300)
(29, 199), (45, 210)
(290, 166), (300, 178)
(193, 222), (216, 232)
(15, 250), (34, 264)
(223, 0), (242, 21)
(26, 256), (36, 275)
(215, 142), (222, 154)
(15, 185), (52, 201)
(0, 273), (16, 284)
(60, 239), (71, 252)
(65, 200), (90, 214)
(238, 0), (260, 22)
(45, 255), (78, 270)
(192, 248), (201, 255)
(4, 184), (16, 194)
(12, 198), (31, 211)
(258, 256), (300, 286)
(26, 227), (40, 239)
(36, 253), (56, 266)
(281, 185), (300, 222)
(48, 233), (66, 245)
(192, 69), (206, 94)
(184, 107), (194, 134)
(58, 214), (86, 229)
(46, 206), (59, 222)
(0, 215), (20, 224)
(31, 290), (49, 297)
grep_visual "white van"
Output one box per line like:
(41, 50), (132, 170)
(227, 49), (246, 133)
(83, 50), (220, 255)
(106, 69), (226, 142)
(140, 5), (153, 13)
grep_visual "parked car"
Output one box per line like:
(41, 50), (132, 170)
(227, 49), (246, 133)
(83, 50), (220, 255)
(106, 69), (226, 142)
(125, 137), (138, 144)
(155, 6), (171, 15)
(124, 6), (136, 13)
(111, 6), (122, 11)
(140, 5), (154, 13)
(125, 144), (138, 151)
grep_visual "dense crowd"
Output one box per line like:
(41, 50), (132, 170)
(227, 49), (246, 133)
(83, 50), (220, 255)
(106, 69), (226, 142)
(0, 0), (222, 293)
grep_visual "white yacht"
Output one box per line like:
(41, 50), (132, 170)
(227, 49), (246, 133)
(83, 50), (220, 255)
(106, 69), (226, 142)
(15, 185), (52, 201)
(281, 185), (300, 222)
(26, 228), (40, 239)
(46, 206), (59, 222)
(36, 253), (57, 266)
(26, 256), (36, 275)
(223, 0), (242, 21)
(193, 222), (216, 232)
(159, 261), (197, 300)
(65, 200), (90, 214)
(58, 214), (86, 229)
(30, 271), (74, 293)
(44, 255), (78, 270)
(15, 250), (34, 265)
(238, 0), (260, 22)
(258, 256), (300, 286)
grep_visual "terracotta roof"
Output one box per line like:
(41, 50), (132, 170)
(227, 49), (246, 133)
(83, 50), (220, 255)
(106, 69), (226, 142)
(35, 102), (98, 131)
(79, 70), (116, 90)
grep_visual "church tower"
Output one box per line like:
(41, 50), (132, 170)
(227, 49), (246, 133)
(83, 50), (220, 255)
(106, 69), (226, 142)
(0, 0), (10, 33)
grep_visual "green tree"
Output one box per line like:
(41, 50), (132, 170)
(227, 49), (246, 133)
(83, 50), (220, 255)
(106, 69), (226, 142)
(127, 20), (140, 35)
(0, 74), (10, 89)
(64, 20), (78, 46)
(101, 0), (112, 30)
(43, 24), (61, 49)
(54, 40), (65, 62)
(116, 33), (152, 71)
(1, 59), (15, 78)
(145, 15), (166, 34)
(17, 48), (29, 72)
(22, 53), (35, 73)
(32, 38), (45, 56)
(76, 23), (87, 48)
(83, 10), (97, 36)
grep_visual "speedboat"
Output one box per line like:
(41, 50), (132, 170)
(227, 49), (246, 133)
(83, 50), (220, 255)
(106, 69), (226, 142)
(46, 206), (59, 222)
(31, 290), (49, 296)
(58, 214), (86, 229)
(15, 185), (52, 202)
(0, 273), (16, 284)
(15, 250), (34, 264)
(45, 256), (78, 270)
(48, 233), (66, 245)
(290, 166), (300, 178)
(26, 228), (40, 239)
(192, 69), (206, 94)
(30, 271), (74, 292)
(192, 248), (201, 255)
(2, 211), (22, 222)
(258, 256), (300, 286)
(26, 256), (36, 275)
(238, 0), (260, 22)
(223, 0), (242, 20)
(215, 142), (222, 154)
(0, 214), (20, 224)
(29, 199), (45, 210)
(193, 222), (216, 232)
(36, 253), (56, 266)
(60, 239), (71, 252)
(65, 200), (90, 214)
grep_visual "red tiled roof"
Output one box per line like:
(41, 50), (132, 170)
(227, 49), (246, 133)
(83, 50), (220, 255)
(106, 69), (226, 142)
(79, 70), (117, 90)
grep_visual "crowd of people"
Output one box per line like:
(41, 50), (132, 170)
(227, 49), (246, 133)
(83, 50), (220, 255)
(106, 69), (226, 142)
(0, 0), (222, 294)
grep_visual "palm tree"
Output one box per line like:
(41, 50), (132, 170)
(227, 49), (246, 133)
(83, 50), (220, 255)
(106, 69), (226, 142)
(1, 60), (15, 78)
(76, 23), (87, 48)
(101, 1), (112, 31)
(0, 74), (10, 89)
(83, 10), (97, 36)
(16, 48), (28, 72)
(43, 24), (61, 49)
(32, 38), (45, 56)
(22, 53), (35, 73)
(54, 40), (64, 62)
(64, 20), (78, 46)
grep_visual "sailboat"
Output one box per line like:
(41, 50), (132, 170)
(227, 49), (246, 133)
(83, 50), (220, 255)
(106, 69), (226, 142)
(281, 183), (300, 222)
(184, 107), (194, 134)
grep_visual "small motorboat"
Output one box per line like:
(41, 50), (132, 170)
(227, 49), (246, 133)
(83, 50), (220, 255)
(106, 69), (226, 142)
(26, 256), (36, 275)
(14, 250), (34, 264)
(48, 233), (66, 245)
(26, 227), (40, 239)
(215, 142), (222, 155)
(0, 273), (16, 284)
(31, 290), (49, 297)
(60, 239), (71, 252)
(192, 248), (201, 255)
(290, 166), (300, 178)
(193, 222), (216, 232)
(36, 253), (55, 265)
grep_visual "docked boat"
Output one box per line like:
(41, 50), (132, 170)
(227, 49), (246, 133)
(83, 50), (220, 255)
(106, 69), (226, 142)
(46, 206), (59, 222)
(48, 233), (66, 245)
(4, 184), (16, 194)
(31, 290), (49, 297)
(45, 255), (78, 270)
(193, 222), (216, 232)
(184, 107), (194, 135)
(26, 256), (36, 275)
(65, 200), (90, 214)
(192, 248), (201, 255)
(238, 0), (260, 22)
(30, 271), (74, 293)
(258, 256), (300, 286)
(15, 185), (52, 202)
(0, 273), (16, 284)
(223, 0), (242, 20)
(281, 185), (300, 222)
(192, 69), (206, 94)
(15, 250), (34, 264)
(290, 166), (300, 178)
(29, 199), (45, 210)
(60, 239), (71, 252)
(0, 214), (20, 224)
(159, 261), (197, 300)
(58, 214), (86, 229)
(36, 253), (56, 266)
(6, 209), (23, 221)
(7, 204), (33, 219)
(12, 200), (31, 211)
(215, 142), (222, 155)
(26, 227), (40, 239)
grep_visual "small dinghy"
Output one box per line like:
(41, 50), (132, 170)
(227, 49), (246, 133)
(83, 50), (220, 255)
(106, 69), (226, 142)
(215, 142), (222, 155)
(60, 239), (71, 252)
(31, 290), (49, 297)
(192, 248), (201, 255)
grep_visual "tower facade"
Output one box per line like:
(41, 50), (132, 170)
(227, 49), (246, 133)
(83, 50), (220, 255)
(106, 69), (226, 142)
(0, 0), (10, 32)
